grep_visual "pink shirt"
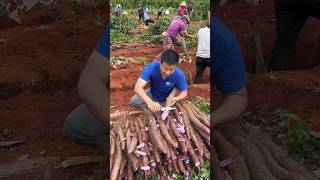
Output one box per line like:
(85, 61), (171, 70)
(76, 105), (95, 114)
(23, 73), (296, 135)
(166, 19), (187, 38)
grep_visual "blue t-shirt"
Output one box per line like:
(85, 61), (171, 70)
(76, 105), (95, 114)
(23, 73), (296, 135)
(96, 24), (110, 58)
(211, 17), (247, 95)
(140, 61), (187, 102)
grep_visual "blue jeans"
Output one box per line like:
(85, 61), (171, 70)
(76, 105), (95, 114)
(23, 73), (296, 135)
(130, 88), (165, 108)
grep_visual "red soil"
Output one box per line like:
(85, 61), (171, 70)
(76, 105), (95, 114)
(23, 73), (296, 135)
(214, 0), (320, 131)
(0, 1), (107, 179)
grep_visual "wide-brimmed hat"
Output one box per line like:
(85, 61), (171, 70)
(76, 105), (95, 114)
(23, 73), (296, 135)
(180, 1), (187, 6)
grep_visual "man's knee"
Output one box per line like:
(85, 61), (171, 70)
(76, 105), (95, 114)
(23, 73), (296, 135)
(64, 105), (84, 138)
(64, 104), (106, 147)
(130, 95), (149, 108)
(130, 95), (143, 107)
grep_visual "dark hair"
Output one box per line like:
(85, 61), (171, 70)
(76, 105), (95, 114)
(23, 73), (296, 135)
(160, 50), (180, 65)
(212, 0), (221, 14)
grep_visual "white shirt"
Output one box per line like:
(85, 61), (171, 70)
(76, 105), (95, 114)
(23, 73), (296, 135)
(196, 27), (210, 58)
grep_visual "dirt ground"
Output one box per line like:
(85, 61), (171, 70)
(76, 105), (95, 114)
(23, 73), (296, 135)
(0, 1), (209, 179)
(0, 1), (108, 179)
(0, 0), (320, 179)
(110, 45), (210, 110)
(214, 0), (320, 132)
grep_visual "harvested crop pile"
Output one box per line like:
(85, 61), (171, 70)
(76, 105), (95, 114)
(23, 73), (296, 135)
(213, 122), (318, 180)
(110, 100), (210, 179)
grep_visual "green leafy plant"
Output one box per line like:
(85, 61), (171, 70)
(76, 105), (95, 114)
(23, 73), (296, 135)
(0, 3), (5, 14)
(110, 0), (209, 21)
(137, 18), (171, 44)
(190, 1), (210, 21)
(148, 18), (171, 36)
(147, 160), (210, 180)
(111, 0), (180, 10)
(171, 160), (210, 179)
(110, 29), (140, 43)
(1, 128), (12, 141)
(241, 109), (320, 171)
(191, 96), (210, 115)
(111, 15), (138, 34)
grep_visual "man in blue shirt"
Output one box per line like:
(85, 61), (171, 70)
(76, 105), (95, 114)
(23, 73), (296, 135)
(130, 49), (188, 112)
(64, 25), (108, 152)
(212, 0), (248, 126)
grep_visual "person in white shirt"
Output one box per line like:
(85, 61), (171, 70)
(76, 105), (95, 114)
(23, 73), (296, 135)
(194, 24), (210, 84)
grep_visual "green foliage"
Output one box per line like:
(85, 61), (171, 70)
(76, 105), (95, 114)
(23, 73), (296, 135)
(191, 96), (210, 115)
(186, 25), (198, 48)
(1, 128), (12, 141)
(140, 33), (163, 44)
(148, 18), (171, 36)
(171, 160), (210, 179)
(110, 29), (140, 43)
(190, 1), (210, 21)
(147, 160), (210, 180)
(111, 15), (138, 34)
(138, 17), (171, 44)
(111, 0), (209, 21)
(111, 0), (181, 10)
(0, 3), (5, 13)
(241, 109), (320, 171)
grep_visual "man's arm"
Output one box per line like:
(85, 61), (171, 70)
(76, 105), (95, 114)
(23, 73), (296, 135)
(182, 31), (196, 38)
(166, 88), (177, 106)
(77, 50), (107, 124)
(167, 88), (187, 106)
(174, 90), (187, 102)
(134, 78), (162, 112)
(212, 87), (247, 126)
(134, 78), (153, 105)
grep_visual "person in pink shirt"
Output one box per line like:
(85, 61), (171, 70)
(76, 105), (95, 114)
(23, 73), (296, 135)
(177, 1), (187, 16)
(161, 15), (196, 62)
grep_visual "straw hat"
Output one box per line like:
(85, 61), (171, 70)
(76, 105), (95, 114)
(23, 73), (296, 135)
(180, 1), (187, 7)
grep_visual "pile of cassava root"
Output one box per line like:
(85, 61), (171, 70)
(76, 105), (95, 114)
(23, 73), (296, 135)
(110, 100), (210, 180)
(213, 122), (318, 180)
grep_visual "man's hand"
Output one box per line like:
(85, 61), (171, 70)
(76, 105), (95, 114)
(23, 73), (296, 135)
(147, 101), (162, 112)
(166, 88), (177, 107)
(167, 96), (177, 107)
(167, 90), (187, 107)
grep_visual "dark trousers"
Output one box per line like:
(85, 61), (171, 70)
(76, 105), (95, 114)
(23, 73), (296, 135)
(139, 14), (143, 21)
(194, 57), (210, 83)
(157, 12), (163, 19)
(145, 19), (154, 26)
(271, 0), (320, 71)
